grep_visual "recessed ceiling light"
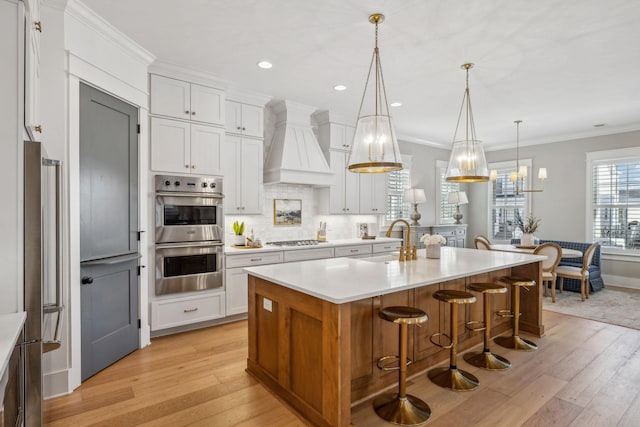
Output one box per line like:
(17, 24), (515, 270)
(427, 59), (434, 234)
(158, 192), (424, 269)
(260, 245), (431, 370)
(257, 61), (273, 69)
(333, 84), (347, 91)
(390, 102), (402, 107)
(594, 123), (606, 127)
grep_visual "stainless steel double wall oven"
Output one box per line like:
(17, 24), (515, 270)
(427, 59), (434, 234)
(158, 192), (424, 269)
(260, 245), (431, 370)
(155, 175), (224, 295)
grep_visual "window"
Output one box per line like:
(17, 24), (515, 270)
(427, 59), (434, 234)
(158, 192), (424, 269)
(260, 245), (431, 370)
(487, 159), (532, 242)
(385, 155), (412, 223)
(587, 147), (640, 252)
(436, 160), (460, 224)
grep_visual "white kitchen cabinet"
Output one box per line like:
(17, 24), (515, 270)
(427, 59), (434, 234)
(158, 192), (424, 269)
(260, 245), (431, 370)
(325, 150), (359, 214)
(225, 101), (263, 139)
(221, 135), (263, 214)
(150, 74), (225, 127)
(283, 247), (335, 262)
(225, 251), (283, 315)
(317, 120), (355, 152)
(359, 173), (388, 214)
(151, 117), (223, 176)
(151, 293), (225, 331)
(24, 0), (41, 140)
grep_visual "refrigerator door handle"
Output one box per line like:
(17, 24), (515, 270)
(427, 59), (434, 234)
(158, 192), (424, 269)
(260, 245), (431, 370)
(43, 158), (64, 353)
(80, 252), (142, 266)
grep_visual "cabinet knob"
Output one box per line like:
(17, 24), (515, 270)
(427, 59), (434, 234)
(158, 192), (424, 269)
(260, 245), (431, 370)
(34, 21), (42, 32)
(242, 127), (246, 131)
(185, 164), (189, 169)
(35, 125), (42, 133)
(185, 110), (190, 114)
(81, 276), (93, 285)
(191, 111), (196, 116)
(191, 165), (196, 169)
(237, 126), (241, 130)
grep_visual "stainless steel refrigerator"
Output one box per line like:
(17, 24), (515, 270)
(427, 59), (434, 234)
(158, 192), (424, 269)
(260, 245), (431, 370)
(23, 140), (63, 426)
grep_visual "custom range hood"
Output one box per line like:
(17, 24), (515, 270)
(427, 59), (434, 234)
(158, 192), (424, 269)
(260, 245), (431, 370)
(264, 100), (333, 186)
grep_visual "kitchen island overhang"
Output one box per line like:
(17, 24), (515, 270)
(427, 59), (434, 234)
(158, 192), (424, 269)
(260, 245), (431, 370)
(244, 247), (545, 427)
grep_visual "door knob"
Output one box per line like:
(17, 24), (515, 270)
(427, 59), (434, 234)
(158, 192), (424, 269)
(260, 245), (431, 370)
(81, 276), (94, 285)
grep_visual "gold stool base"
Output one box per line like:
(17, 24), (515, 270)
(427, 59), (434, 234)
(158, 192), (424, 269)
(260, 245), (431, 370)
(494, 335), (538, 351)
(373, 393), (432, 426)
(428, 367), (479, 391)
(463, 350), (511, 370)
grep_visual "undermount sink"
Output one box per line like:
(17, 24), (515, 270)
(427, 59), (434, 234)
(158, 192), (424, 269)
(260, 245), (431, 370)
(363, 253), (401, 263)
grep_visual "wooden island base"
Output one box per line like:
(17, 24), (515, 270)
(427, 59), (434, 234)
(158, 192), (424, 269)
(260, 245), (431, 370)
(246, 260), (542, 427)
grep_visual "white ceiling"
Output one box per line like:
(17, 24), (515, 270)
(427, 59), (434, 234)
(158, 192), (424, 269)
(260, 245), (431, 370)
(81, 0), (640, 150)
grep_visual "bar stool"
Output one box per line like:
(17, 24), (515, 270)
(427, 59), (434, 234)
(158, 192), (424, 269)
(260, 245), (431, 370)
(373, 306), (431, 426)
(463, 283), (511, 370)
(495, 276), (538, 351)
(428, 289), (479, 391)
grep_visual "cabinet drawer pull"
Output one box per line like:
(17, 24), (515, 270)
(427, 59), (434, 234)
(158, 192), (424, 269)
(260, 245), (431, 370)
(350, 249), (358, 252)
(250, 258), (262, 262)
(183, 308), (198, 313)
(35, 21), (42, 32)
(35, 125), (42, 133)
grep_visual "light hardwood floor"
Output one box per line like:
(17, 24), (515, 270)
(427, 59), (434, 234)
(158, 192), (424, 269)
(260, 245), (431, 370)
(44, 311), (640, 426)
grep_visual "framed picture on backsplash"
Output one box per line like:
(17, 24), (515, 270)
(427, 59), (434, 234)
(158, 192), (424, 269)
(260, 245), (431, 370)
(274, 199), (302, 225)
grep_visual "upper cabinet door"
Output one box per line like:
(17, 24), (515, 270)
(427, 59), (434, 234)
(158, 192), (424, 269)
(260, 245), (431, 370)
(190, 124), (223, 176)
(24, 0), (41, 140)
(225, 101), (242, 134)
(150, 117), (190, 174)
(190, 83), (225, 126)
(225, 101), (264, 138)
(240, 104), (263, 138)
(150, 75), (191, 120)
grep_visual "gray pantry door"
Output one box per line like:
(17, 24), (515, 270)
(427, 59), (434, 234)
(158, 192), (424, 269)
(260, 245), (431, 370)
(79, 83), (140, 381)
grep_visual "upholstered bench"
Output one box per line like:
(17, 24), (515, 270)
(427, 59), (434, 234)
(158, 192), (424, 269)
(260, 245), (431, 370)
(510, 239), (604, 293)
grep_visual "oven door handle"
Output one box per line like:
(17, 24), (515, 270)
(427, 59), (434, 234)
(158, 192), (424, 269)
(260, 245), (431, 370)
(155, 191), (224, 199)
(156, 241), (224, 250)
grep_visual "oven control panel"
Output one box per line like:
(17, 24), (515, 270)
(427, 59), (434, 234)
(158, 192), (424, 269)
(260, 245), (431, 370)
(155, 175), (223, 195)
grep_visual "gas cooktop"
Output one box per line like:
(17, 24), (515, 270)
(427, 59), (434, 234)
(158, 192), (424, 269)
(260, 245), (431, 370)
(266, 240), (326, 247)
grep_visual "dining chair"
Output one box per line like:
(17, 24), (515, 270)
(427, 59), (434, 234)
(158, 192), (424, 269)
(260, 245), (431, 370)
(556, 242), (599, 302)
(533, 242), (562, 302)
(474, 235), (491, 250)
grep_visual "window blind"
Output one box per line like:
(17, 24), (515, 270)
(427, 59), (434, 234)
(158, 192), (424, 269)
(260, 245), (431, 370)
(591, 158), (640, 250)
(438, 163), (459, 223)
(386, 156), (411, 222)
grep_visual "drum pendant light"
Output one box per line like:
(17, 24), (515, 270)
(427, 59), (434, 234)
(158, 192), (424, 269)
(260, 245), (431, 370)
(445, 63), (489, 182)
(347, 13), (403, 173)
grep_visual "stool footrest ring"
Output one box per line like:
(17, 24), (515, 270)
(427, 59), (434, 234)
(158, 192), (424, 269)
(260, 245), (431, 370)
(429, 332), (453, 349)
(376, 355), (413, 371)
(496, 309), (515, 318)
(465, 320), (486, 332)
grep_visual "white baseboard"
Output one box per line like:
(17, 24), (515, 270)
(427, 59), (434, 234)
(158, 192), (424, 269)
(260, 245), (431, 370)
(44, 368), (72, 399)
(603, 274), (640, 291)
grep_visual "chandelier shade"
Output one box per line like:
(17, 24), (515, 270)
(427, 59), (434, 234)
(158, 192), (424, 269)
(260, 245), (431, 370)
(445, 63), (489, 182)
(347, 13), (403, 173)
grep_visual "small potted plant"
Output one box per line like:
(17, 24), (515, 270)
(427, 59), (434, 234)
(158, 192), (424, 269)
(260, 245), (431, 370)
(420, 234), (447, 259)
(514, 212), (541, 246)
(232, 220), (246, 246)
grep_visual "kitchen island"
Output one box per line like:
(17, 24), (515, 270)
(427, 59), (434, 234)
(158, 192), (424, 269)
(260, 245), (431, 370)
(244, 247), (545, 427)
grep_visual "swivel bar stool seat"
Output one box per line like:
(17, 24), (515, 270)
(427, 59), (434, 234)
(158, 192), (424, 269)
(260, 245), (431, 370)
(373, 306), (431, 426)
(495, 276), (538, 351)
(463, 282), (511, 370)
(428, 289), (479, 391)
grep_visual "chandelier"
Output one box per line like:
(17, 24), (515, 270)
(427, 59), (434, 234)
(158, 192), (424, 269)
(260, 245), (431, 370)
(445, 63), (489, 182)
(347, 13), (403, 173)
(491, 120), (547, 194)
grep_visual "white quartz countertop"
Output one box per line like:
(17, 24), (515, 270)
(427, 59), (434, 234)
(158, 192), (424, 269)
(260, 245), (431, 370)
(225, 237), (402, 254)
(0, 312), (26, 375)
(244, 247), (545, 304)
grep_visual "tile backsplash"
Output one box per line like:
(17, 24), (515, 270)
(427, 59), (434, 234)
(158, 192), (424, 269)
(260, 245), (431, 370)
(225, 183), (380, 243)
